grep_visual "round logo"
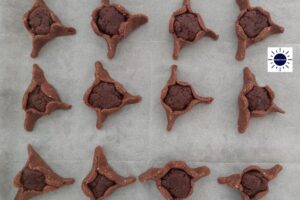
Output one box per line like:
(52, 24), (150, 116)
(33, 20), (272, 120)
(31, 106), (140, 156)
(268, 47), (293, 72)
(273, 53), (287, 66)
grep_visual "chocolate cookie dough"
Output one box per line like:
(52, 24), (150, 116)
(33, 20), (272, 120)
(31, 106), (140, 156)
(23, 0), (76, 58)
(164, 84), (194, 111)
(239, 10), (269, 38)
(22, 64), (71, 131)
(174, 13), (201, 41)
(83, 61), (141, 129)
(21, 168), (46, 191)
(91, 0), (148, 59)
(82, 146), (136, 200)
(28, 7), (53, 35)
(235, 0), (284, 60)
(139, 161), (210, 200)
(161, 65), (213, 131)
(88, 82), (123, 109)
(170, 0), (219, 59)
(97, 6), (127, 36)
(246, 86), (271, 112)
(218, 165), (282, 200)
(238, 67), (285, 133)
(161, 169), (192, 198)
(14, 145), (75, 200)
(241, 171), (268, 198)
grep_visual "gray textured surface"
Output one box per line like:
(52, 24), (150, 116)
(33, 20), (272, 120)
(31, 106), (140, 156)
(0, 0), (299, 199)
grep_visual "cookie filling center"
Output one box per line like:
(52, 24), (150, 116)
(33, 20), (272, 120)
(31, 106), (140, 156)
(21, 168), (46, 191)
(164, 84), (194, 111)
(239, 10), (270, 38)
(88, 173), (116, 198)
(28, 7), (53, 35)
(89, 82), (123, 109)
(161, 169), (192, 198)
(174, 13), (201, 41)
(241, 171), (268, 198)
(246, 86), (271, 111)
(27, 86), (54, 112)
(97, 6), (128, 36)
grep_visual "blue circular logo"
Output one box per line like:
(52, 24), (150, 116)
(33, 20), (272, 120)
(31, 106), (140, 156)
(268, 48), (293, 72)
(273, 53), (287, 66)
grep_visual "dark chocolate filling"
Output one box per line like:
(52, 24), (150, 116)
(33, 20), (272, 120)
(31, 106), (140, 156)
(88, 82), (123, 109)
(241, 171), (268, 198)
(164, 84), (194, 111)
(239, 10), (270, 38)
(21, 168), (46, 191)
(174, 13), (201, 41)
(28, 7), (53, 35)
(246, 86), (271, 111)
(97, 6), (127, 36)
(88, 173), (116, 198)
(26, 86), (54, 112)
(161, 169), (192, 198)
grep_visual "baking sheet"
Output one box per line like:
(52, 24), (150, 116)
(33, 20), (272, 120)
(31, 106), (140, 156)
(0, 0), (300, 199)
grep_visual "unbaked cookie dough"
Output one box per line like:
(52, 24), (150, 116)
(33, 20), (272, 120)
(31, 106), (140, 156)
(161, 65), (213, 131)
(169, 0), (219, 59)
(83, 61), (141, 129)
(139, 161), (210, 200)
(82, 146), (136, 200)
(238, 67), (285, 133)
(235, 0), (284, 60)
(91, 0), (148, 59)
(13, 145), (74, 200)
(22, 64), (71, 131)
(218, 164), (282, 200)
(23, 0), (76, 58)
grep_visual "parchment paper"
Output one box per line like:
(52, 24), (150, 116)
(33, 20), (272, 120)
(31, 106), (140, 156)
(0, 0), (299, 199)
